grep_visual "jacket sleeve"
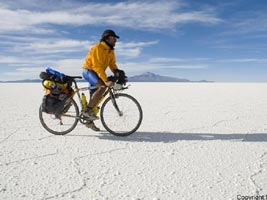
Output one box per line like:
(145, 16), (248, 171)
(90, 46), (108, 82)
(109, 51), (118, 73)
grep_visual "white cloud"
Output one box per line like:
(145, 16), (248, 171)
(150, 57), (186, 63)
(0, 56), (50, 65)
(2, 36), (158, 58)
(11, 39), (92, 54)
(0, 1), (222, 33)
(116, 41), (158, 58)
(172, 11), (221, 24)
(0, 38), (159, 80)
(1, 55), (208, 81)
(0, 56), (20, 63)
(4, 67), (45, 80)
(235, 13), (267, 34)
(219, 58), (267, 63)
(149, 57), (212, 64)
(118, 41), (159, 48)
(55, 59), (84, 76)
(0, 0), (222, 81)
(119, 60), (208, 75)
(2, 59), (84, 81)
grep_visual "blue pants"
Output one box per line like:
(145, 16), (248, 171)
(82, 69), (99, 94)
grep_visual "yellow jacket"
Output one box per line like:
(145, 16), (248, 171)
(82, 41), (118, 82)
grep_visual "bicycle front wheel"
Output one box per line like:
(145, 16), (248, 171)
(100, 93), (143, 136)
(39, 99), (79, 135)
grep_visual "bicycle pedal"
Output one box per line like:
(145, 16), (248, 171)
(82, 114), (99, 120)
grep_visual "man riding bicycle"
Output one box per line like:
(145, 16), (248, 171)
(82, 29), (124, 131)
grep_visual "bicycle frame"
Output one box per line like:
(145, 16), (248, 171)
(62, 80), (111, 119)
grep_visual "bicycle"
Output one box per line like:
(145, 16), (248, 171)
(39, 75), (143, 136)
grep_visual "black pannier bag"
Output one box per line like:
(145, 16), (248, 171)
(41, 93), (68, 115)
(39, 68), (73, 92)
(40, 68), (72, 114)
(40, 71), (70, 85)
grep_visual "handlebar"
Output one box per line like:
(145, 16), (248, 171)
(111, 83), (129, 91)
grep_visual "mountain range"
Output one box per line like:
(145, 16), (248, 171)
(128, 72), (190, 82)
(0, 72), (210, 83)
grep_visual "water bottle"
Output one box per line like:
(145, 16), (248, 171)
(81, 93), (87, 110)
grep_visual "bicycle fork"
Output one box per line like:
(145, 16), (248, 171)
(110, 92), (123, 116)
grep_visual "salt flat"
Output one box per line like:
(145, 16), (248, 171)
(1, 82), (267, 200)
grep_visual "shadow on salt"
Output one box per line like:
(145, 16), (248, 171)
(93, 131), (267, 143)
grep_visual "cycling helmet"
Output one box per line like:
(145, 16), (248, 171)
(101, 29), (120, 40)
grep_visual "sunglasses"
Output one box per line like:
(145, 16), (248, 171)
(108, 36), (117, 40)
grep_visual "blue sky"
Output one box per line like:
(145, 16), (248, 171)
(1, 0), (267, 82)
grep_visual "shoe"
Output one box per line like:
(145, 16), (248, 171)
(82, 107), (99, 120)
(85, 121), (100, 131)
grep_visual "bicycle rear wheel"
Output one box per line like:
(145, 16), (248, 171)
(39, 99), (79, 135)
(100, 93), (143, 136)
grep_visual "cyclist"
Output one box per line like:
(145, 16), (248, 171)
(82, 29), (122, 131)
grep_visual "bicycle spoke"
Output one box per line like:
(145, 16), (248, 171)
(39, 99), (79, 135)
(100, 93), (143, 136)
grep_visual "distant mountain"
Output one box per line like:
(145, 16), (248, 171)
(0, 72), (210, 83)
(128, 72), (190, 82)
(0, 79), (41, 83)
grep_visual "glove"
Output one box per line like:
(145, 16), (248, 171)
(114, 69), (127, 84)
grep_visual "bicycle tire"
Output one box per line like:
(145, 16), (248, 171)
(39, 98), (79, 135)
(100, 93), (143, 136)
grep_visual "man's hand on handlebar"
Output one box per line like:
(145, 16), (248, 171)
(105, 81), (114, 87)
